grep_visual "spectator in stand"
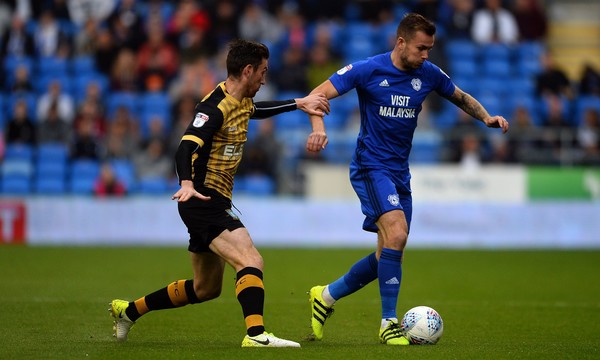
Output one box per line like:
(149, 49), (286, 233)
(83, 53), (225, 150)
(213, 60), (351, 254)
(104, 106), (140, 160)
(33, 10), (70, 57)
(181, 15), (214, 63)
(94, 162), (127, 197)
(94, 27), (119, 76)
(306, 44), (342, 92)
(278, 4), (308, 50)
(577, 108), (600, 165)
(133, 138), (172, 180)
(579, 63), (600, 97)
(168, 57), (217, 101)
(167, 94), (197, 156)
(71, 118), (102, 160)
(507, 104), (539, 163)
(536, 52), (573, 99)
(107, 0), (145, 51)
(1, 15), (35, 58)
(444, 0), (475, 40)
(73, 99), (107, 138)
(444, 109), (487, 162)
(237, 118), (281, 182)
(66, 0), (115, 27)
(5, 99), (36, 145)
(48, 0), (72, 22)
(207, 0), (239, 50)
(512, 0), (547, 41)
(110, 48), (140, 91)
(457, 133), (487, 169)
(142, 115), (168, 149)
(74, 17), (99, 56)
(471, 0), (519, 44)
(9, 64), (33, 93)
(137, 20), (179, 91)
(538, 96), (573, 164)
(238, 1), (284, 44)
(37, 80), (75, 123)
(37, 101), (72, 145)
(273, 45), (308, 93)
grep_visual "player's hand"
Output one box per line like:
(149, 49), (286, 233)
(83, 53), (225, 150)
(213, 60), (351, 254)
(171, 181), (211, 202)
(296, 93), (330, 117)
(483, 115), (509, 134)
(306, 130), (328, 152)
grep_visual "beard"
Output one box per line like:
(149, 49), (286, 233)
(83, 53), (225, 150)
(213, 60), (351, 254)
(400, 52), (423, 70)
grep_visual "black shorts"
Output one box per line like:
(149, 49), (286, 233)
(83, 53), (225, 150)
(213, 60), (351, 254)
(177, 187), (244, 253)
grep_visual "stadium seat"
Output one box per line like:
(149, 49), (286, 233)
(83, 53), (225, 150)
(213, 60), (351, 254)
(107, 92), (139, 118)
(242, 175), (276, 196)
(449, 58), (478, 78)
(70, 56), (96, 75)
(1, 174), (32, 194)
(516, 41), (545, 62)
(139, 92), (171, 115)
(36, 143), (69, 162)
(481, 43), (512, 62)
(574, 96), (600, 126)
(34, 74), (72, 95)
(444, 40), (478, 61)
(69, 177), (96, 195)
(72, 73), (109, 104)
(516, 57), (543, 77)
(4, 144), (34, 162)
(6, 92), (37, 119)
(36, 56), (68, 76)
(110, 159), (136, 191)
(137, 177), (169, 194)
(482, 59), (512, 79)
(70, 159), (100, 180)
(36, 161), (67, 179)
(342, 23), (377, 63)
(34, 176), (67, 194)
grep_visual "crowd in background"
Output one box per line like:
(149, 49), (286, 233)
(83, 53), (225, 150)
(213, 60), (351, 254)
(0, 0), (599, 196)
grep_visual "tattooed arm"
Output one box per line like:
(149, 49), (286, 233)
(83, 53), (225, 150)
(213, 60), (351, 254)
(446, 86), (509, 134)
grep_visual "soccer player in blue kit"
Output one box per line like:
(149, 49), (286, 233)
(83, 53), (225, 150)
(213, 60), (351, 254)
(305, 13), (509, 345)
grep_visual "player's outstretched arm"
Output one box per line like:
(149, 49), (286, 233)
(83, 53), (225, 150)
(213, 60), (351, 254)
(306, 80), (340, 152)
(446, 86), (509, 134)
(295, 93), (330, 117)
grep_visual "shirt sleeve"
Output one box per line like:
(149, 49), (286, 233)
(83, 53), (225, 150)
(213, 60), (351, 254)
(431, 64), (456, 98)
(328, 60), (369, 96)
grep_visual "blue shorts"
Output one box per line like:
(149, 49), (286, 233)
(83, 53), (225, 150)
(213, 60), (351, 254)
(350, 167), (412, 233)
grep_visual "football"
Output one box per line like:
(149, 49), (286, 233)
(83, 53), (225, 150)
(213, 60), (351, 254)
(400, 306), (444, 345)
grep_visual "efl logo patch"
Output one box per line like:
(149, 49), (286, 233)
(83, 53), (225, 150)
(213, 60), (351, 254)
(387, 194), (400, 206)
(337, 64), (353, 75)
(411, 78), (422, 91)
(193, 112), (209, 127)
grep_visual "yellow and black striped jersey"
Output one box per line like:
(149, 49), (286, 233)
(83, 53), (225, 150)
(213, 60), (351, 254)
(179, 82), (254, 199)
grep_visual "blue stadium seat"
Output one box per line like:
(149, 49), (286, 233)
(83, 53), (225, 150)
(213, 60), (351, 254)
(516, 57), (542, 77)
(107, 92), (139, 118)
(110, 159), (136, 191)
(36, 56), (68, 76)
(34, 74), (72, 95)
(72, 73), (109, 103)
(242, 175), (276, 196)
(1, 159), (34, 179)
(4, 144), (34, 161)
(574, 96), (600, 126)
(34, 176), (66, 194)
(410, 141), (441, 164)
(481, 43), (512, 62)
(6, 92), (37, 119)
(3, 55), (34, 79)
(342, 23), (377, 63)
(482, 59), (512, 79)
(322, 135), (355, 164)
(69, 177), (96, 195)
(36, 161), (67, 178)
(36, 143), (69, 162)
(70, 56), (96, 75)
(444, 40), (478, 61)
(137, 177), (169, 194)
(449, 58), (478, 78)
(516, 41), (545, 62)
(1, 174), (32, 194)
(139, 92), (171, 115)
(452, 76), (479, 97)
(70, 159), (100, 179)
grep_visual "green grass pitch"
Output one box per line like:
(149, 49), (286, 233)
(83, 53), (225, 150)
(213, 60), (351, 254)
(1, 246), (599, 359)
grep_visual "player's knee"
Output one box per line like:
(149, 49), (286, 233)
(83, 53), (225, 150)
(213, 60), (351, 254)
(385, 231), (408, 250)
(194, 284), (222, 301)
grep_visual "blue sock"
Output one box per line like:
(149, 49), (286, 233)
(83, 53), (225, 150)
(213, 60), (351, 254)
(328, 252), (378, 300)
(378, 248), (403, 319)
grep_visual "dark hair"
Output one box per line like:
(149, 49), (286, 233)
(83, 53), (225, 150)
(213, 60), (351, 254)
(396, 13), (436, 40)
(226, 39), (270, 78)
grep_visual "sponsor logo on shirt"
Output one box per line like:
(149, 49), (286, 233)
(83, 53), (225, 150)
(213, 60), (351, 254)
(336, 64), (353, 75)
(193, 112), (209, 127)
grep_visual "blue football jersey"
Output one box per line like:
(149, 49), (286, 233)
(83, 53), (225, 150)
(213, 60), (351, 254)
(329, 52), (455, 192)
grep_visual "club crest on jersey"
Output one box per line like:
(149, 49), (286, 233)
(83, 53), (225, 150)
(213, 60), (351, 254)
(337, 64), (353, 75)
(387, 194), (400, 206)
(193, 112), (209, 127)
(411, 78), (422, 91)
